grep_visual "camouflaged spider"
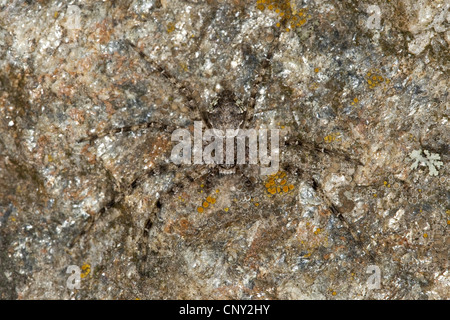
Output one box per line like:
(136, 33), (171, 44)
(70, 38), (274, 243)
(71, 36), (373, 277)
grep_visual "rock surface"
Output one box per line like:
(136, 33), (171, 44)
(0, 0), (448, 299)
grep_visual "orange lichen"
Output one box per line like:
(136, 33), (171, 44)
(167, 22), (175, 33)
(365, 69), (390, 89)
(324, 132), (341, 143)
(264, 170), (295, 196)
(256, 0), (310, 31)
(197, 193), (217, 213)
(80, 263), (91, 279)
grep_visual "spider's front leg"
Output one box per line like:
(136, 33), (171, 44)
(243, 37), (279, 127)
(76, 39), (206, 144)
(125, 39), (208, 123)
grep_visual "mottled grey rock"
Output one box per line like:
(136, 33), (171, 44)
(0, 0), (448, 299)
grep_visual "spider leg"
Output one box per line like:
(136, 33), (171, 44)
(281, 138), (375, 262)
(77, 35), (210, 144)
(136, 164), (217, 276)
(125, 40), (208, 123)
(68, 191), (121, 248)
(137, 198), (160, 276)
(68, 160), (179, 249)
(77, 121), (178, 143)
(310, 176), (377, 263)
(243, 34), (280, 127)
(285, 134), (364, 167)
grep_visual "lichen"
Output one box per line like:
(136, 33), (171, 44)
(409, 149), (444, 176)
(365, 69), (390, 90)
(264, 170), (295, 196)
(256, 0), (310, 32)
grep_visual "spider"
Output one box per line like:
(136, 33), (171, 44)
(70, 38), (373, 267)
(68, 5), (375, 296)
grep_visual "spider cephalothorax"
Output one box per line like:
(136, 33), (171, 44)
(204, 89), (247, 132)
(200, 89), (250, 174)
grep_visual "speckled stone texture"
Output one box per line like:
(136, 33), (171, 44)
(0, 0), (448, 299)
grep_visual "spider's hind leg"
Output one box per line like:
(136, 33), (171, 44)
(68, 159), (178, 250)
(284, 133), (364, 167)
(310, 174), (376, 263)
(282, 139), (375, 262)
(136, 164), (215, 276)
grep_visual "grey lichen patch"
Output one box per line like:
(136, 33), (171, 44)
(409, 149), (444, 176)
